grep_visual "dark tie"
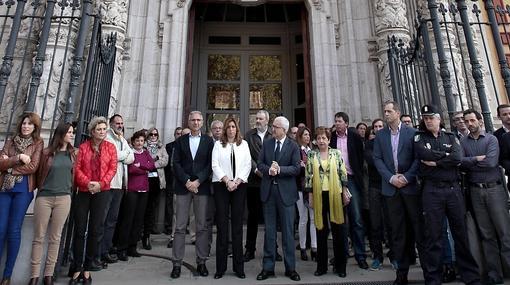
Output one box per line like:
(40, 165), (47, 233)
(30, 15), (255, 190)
(274, 140), (281, 161)
(231, 144), (236, 178)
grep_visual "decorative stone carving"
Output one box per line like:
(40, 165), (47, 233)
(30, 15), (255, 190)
(312, 0), (322, 10)
(99, 0), (128, 30)
(158, 23), (164, 48)
(374, 0), (408, 31)
(334, 23), (340, 49)
(177, 0), (185, 8)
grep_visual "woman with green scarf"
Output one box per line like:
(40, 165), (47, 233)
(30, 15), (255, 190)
(305, 127), (351, 278)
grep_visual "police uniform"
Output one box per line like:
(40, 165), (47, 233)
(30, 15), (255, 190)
(414, 105), (481, 285)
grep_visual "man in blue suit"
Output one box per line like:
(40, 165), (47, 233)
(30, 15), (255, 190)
(256, 116), (301, 282)
(373, 101), (427, 285)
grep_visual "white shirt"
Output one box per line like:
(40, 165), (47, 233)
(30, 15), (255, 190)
(274, 136), (286, 152)
(212, 140), (252, 183)
(189, 132), (201, 160)
(257, 129), (267, 145)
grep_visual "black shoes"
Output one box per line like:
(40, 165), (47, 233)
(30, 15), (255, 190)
(117, 251), (128, 261)
(235, 271), (246, 279)
(311, 249), (317, 261)
(142, 235), (152, 250)
(338, 271), (347, 278)
(197, 264), (209, 277)
(256, 270), (275, 280)
(358, 259), (369, 270)
(43, 276), (54, 285)
(28, 277), (38, 285)
(285, 270), (301, 281)
(393, 271), (409, 285)
(213, 272), (224, 279)
(102, 253), (118, 264)
(170, 266), (181, 279)
(314, 269), (327, 276)
(300, 249), (308, 261)
(442, 264), (456, 283)
(243, 250), (255, 262)
(87, 260), (103, 272)
(276, 252), (283, 261)
(127, 248), (141, 257)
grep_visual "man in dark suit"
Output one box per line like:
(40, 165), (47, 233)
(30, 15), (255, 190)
(244, 110), (275, 261)
(164, 127), (182, 247)
(329, 112), (368, 269)
(256, 116), (301, 282)
(170, 111), (214, 279)
(493, 104), (510, 142)
(373, 101), (426, 285)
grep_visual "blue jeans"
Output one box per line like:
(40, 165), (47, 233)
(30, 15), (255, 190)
(346, 176), (366, 262)
(0, 190), (34, 278)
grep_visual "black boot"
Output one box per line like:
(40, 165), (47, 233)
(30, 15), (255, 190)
(142, 235), (152, 250)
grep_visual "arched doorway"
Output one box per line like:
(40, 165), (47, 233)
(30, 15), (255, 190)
(186, 2), (313, 133)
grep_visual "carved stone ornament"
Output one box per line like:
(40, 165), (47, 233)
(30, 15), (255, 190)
(312, 0), (322, 10)
(177, 0), (185, 8)
(374, 0), (408, 31)
(334, 23), (340, 49)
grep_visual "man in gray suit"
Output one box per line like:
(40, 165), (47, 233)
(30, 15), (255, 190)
(170, 111), (214, 279)
(256, 116), (301, 282)
(373, 101), (427, 285)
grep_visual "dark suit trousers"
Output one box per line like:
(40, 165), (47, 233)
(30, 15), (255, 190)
(385, 191), (426, 273)
(262, 184), (295, 272)
(116, 191), (149, 251)
(245, 185), (262, 252)
(214, 183), (246, 274)
(316, 192), (347, 273)
(144, 177), (161, 235)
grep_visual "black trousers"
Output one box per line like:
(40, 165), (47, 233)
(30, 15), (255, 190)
(116, 191), (149, 251)
(164, 187), (174, 234)
(422, 183), (480, 285)
(144, 177), (161, 235)
(316, 192), (347, 274)
(101, 188), (124, 257)
(214, 182), (246, 274)
(245, 185), (262, 252)
(385, 191), (426, 274)
(72, 191), (109, 271)
(368, 186), (393, 262)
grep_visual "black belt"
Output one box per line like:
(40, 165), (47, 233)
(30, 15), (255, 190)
(470, 181), (501, 189)
(426, 180), (459, 188)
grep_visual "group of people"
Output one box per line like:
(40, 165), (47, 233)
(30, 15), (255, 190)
(0, 100), (509, 285)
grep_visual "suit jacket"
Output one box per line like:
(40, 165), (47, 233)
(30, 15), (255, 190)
(372, 124), (419, 196)
(245, 128), (272, 187)
(257, 137), (300, 206)
(164, 141), (175, 190)
(329, 128), (364, 190)
(172, 134), (214, 195)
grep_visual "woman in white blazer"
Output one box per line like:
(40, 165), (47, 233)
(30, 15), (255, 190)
(211, 117), (251, 279)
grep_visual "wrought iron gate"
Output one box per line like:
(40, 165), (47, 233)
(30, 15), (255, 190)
(0, 0), (116, 144)
(388, 0), (510, 132)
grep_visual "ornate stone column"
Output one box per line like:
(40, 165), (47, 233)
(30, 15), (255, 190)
(97, 0), (128, 115)
(373, 0), (410, 102)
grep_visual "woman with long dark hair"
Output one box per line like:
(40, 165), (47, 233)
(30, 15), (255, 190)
(0, 112), (44, 285)
(69, 117), (117, 285)
(211, 117), (251, 279)
(295, 127), (317, 261)
(29, 123), (76, 285)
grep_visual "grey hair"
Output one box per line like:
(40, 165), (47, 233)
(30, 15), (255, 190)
(274, 116), (290, 133)
(188, 110), (203, 120)
(210, 120), (223, 129)
(257, 110), (270, 121)
(88, 116), (108, 134)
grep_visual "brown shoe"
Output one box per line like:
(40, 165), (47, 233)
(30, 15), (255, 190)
(43, 276), (54, 285)
(28, 277), (39, 285)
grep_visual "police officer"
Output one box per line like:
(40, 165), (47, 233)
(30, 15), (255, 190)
(414, 105), (481, 285)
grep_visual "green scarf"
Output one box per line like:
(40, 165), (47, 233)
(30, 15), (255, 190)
(312, 151), (344, 230)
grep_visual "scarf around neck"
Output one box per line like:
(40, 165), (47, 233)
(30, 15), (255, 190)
(1, 135), (33, 191)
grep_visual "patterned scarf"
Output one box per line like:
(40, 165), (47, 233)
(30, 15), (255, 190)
(146, 141), (159, 159)
(1, 135), (33, 191)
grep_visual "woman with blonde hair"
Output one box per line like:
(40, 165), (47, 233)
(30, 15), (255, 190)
(0, 112), (44, 285)
(305, 127), (350, 278)
(69, 116), (117, 285)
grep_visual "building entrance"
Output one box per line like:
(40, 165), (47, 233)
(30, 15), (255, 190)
(190, 2), (311, 133)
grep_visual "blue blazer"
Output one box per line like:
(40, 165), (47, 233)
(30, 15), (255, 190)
(372, 125), (419, 196)
(257, 137), (300, 206)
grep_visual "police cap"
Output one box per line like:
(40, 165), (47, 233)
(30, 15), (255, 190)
(420, 104), (439, 116)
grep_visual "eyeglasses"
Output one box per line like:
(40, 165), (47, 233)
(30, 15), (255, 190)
(149, 133), (158, 137)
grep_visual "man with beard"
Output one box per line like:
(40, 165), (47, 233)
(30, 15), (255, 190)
(494, 104), (510, 142)
(463, 109), (510, 285)
(101, 114), (134, 264)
